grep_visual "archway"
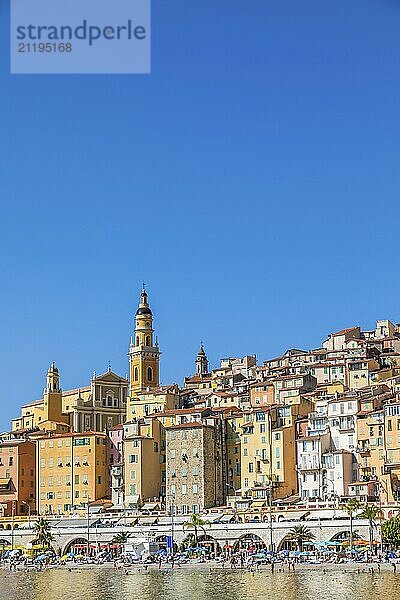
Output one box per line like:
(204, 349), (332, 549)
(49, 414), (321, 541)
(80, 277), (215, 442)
(234, 534), (265, 552)
(197, 534), (221, 555)
(63, 537), (90, 556)
(330, 530), (366, 549)
(154, 534), (178, 554)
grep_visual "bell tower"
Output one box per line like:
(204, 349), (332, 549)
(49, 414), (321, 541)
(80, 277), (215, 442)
(195, 344), (209, 375)
(129, 287), (160, 397)
(43, 362), (63, 423)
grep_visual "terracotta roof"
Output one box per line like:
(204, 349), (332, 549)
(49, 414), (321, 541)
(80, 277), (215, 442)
(332, 327), (359, 336)
(167, 421), (207, 430)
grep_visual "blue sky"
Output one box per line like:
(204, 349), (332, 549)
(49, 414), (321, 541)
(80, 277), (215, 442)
(0, 1), (400, 431)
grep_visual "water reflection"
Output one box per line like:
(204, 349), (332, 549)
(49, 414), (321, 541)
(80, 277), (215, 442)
(1, 569), (400, 600)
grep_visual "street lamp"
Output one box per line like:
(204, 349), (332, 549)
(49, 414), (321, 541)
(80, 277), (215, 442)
(225, 483), (239, 517)
(86, 496), (92, 557)
(11, 500), (16, 551)
(22, 501), (31, 528)
(169, 496), (175, 556)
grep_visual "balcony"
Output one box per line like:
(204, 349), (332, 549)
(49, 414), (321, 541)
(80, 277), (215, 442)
(356, 444), (370, 455)
(111, 465), (123, 477)
(297, 462), (321, 472)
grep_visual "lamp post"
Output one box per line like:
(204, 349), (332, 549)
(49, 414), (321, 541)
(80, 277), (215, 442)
(87, 497), (91, 557)
(11, 500), (16, 551)
(225, 483), (239, 518)
(169, 496), (175, 556)
(22, 501), (31, 528)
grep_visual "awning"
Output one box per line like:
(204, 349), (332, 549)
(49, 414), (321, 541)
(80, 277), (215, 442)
(138, 517), (158, 526)
(53, 518), (100, 528)
(251, 500), (267, 507)
(219, 514), (235, 523)
(206, 513), (225, 523)
(141, 503), (160, 511)
(305, 509), (348, 521)
(278, 511), (309, 521)
(0, 479), (11, 490)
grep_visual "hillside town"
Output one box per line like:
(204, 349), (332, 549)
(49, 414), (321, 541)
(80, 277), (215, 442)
(2, 288), (400, 523)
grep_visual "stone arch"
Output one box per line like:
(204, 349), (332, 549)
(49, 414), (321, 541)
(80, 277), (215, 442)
(234, 533), (265, 552)
(155, 534), (178, 553)
(330, 530), (366, 544)
(62, 537), (89, 555)
(197, 534), (221, 554)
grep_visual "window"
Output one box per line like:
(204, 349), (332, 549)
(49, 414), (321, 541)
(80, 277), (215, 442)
(193, 484), (198, 494)
(97, 476), (102, 484)
(193, 467), (199, 476)
(182, 484), (187, 495)
(170, 449), (176, 459)
(154, 442), (159, 452)
(181, 468), (187, 477)
(147, 367), (153, 381)
(129, 455), (138, 463)
(8, 457), (13, 466)
(134, 367), (138, 381)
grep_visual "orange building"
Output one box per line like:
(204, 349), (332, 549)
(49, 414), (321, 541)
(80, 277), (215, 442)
(0, 439), (36, 516)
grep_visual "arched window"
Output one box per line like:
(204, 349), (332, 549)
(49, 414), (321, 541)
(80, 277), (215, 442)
(145, 335), (150, 346)
(147, 367), (153, 381)
(134, 367), (138, 381)
(136, 336), (139, 346)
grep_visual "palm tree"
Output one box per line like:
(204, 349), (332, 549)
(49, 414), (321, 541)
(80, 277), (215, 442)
(112, 531), (131, 554)
(360, 505), (380, 553)
(32, 517), (53, 550)
(288, 525), (315, 552)
(341, 498), (362, 551)
(183, 514), (210, 546)
(112, 531), (131, 545)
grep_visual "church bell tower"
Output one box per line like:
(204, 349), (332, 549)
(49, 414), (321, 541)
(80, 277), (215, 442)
(129, 287), (160, 396)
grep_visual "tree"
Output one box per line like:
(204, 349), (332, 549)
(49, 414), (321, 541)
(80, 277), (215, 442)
(32, 518), (54, 550)
(288, 525), (315, 551)
(183, 514), (210, 546)
(360, 505), (380, 553)
(112, 531), (131, 545)
(341, 498), (362, 551)
(180, 533), (196, 551)
(382, 515), (400, 549)
(112, 531), (131, 554)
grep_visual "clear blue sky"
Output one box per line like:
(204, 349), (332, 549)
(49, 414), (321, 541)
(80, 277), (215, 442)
(0, 1), (400, 431)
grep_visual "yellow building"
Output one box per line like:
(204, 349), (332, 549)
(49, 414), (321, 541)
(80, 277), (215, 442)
(13, 364), (70, 433)
(13, 364), (128, 434)
(35, 431), (109, 515)
(239, 398), (313, 502)
(123, 417), (165, 508)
